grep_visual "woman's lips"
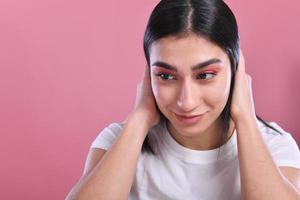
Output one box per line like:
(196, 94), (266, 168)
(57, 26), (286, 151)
(174, 113), (205, 125)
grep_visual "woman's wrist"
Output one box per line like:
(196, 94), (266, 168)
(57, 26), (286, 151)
(125, 110), (152, 137)
(234, 113), (259, 133)
(232, 110), (256, 125)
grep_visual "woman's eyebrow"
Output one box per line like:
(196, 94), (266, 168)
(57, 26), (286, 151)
(151, 58), (222, 72)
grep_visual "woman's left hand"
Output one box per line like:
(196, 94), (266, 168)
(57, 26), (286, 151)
(230, 50), (256, 123)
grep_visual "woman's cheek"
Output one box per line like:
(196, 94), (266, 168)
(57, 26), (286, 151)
(151, 83), (175, 106)
(205, 81), (231, 106)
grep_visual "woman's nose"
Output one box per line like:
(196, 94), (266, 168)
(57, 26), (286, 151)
(176, 80), (199, 112)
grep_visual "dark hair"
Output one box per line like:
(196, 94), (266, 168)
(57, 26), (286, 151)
(142, 0), (282, 154)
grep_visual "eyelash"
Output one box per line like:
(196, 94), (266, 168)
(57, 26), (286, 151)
(154, 72), (216, 81)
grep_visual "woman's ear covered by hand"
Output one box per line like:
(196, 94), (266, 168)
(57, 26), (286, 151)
(131, 65), (161, 128)
(230, 50), (256, 123)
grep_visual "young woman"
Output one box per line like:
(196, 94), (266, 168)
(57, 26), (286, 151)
(66, 0), (300, 199)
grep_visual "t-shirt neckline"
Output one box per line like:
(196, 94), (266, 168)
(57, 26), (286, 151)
(161, 118), (238, 164)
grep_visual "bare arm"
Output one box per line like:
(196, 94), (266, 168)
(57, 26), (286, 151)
(66, 64), (160, 199)
(230, 50), (300, 199)
(66, 110), (151, 200)
(236, 116), (300, 200)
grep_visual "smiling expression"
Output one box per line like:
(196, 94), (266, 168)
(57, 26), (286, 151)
(149, 34), (232, 144)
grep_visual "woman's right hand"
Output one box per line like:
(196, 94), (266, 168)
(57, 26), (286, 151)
(129, 64), (161, 129)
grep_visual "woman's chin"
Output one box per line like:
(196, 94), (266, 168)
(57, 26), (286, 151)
(167, 119), (208, 137)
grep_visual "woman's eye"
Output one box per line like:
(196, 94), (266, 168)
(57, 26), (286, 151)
(156, 73), (175, 80)
(155, 72), (216, 81)
(198, 73), (216, 80)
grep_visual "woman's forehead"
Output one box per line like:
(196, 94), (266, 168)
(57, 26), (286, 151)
(149, 35), (229, 69)
(151, 35), (225, 57)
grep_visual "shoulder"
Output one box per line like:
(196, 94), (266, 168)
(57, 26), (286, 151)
(257, 120), (300, 168)
(90, 120), (126, 150)
(100, 118), (163, 140)
(99, 121), (125, 138)
(258, 120), (297, 147)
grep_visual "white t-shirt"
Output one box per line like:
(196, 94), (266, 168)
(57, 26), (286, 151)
(90, 118), (300, 200)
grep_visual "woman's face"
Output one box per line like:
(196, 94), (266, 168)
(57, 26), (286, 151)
(149, 34), (232, 138)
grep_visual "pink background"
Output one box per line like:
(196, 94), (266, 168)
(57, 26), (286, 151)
(0, 0), (299, 199)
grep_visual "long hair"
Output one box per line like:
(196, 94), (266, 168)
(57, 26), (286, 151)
(142, 0), (282, 154)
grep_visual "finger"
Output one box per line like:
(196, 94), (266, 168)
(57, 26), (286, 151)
(144, 64), (150, 78)
(247, 74), (252, 84)
(142, 64), (152, 86)
(237, 49), (246, 73)
(141, 64), (149, 82)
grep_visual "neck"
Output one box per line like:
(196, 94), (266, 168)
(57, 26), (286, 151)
(166, 118), (235, 151)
